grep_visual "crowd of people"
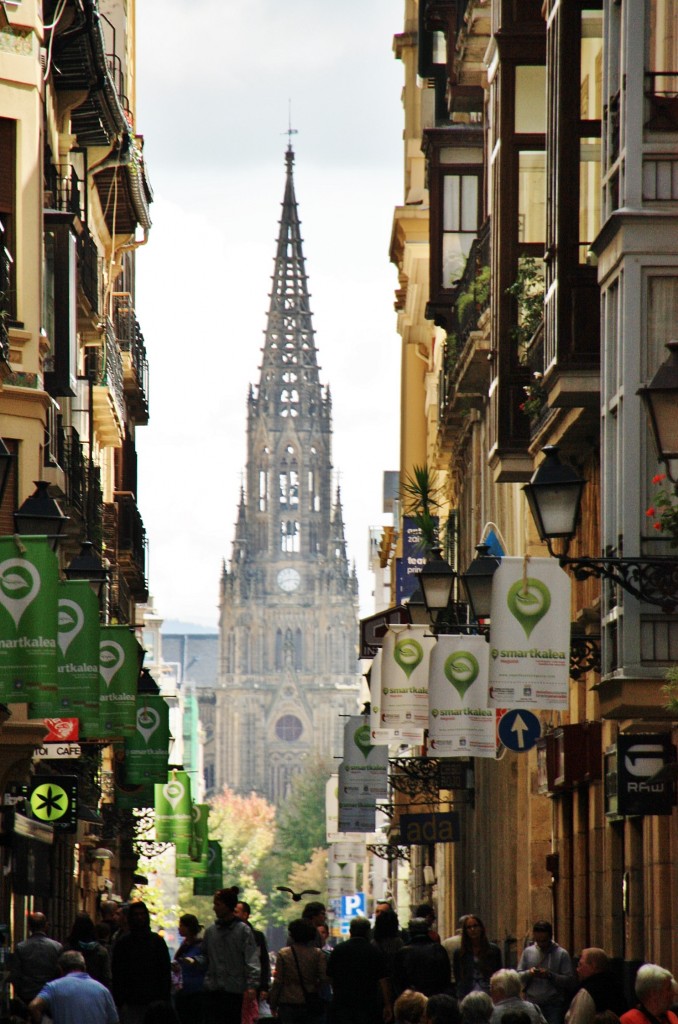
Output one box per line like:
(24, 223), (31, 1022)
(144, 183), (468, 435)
(4, 898), (678, 1024)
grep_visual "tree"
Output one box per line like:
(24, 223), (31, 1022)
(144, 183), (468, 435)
(256, 757), (333, 926)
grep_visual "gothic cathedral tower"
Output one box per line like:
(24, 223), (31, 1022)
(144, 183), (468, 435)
(215, 146), (360, 804)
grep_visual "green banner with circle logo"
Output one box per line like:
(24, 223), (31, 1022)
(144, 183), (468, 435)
(124, 695), (170, 784)
(99, 625), (140, 737)
(30, 580), (100, 724)
(194, 841), (223, 896)
(0, 536), (58, 702)
(176, 803), (210, 877)
(154, 770), (192, 843)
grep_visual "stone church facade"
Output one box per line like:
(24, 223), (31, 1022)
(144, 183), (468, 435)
(214, 146), (361, 804)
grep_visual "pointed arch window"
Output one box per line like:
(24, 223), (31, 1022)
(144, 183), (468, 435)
(281, 520), (300, 552)
(275, 629), (283, 670)
(295, 628), (303, 670)
(259, 469), (268, 511)
(280, 389), (300, 417)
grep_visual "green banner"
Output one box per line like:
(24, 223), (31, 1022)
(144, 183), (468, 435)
(194, 841), (223, 896)
(99, 625), (139, 737)
(124, 695), (170, 784)
(0, 536), (58, 702)
(154, 770), (192, 843)
(30, 581), (100, 723)
(176, 803), (210, 877)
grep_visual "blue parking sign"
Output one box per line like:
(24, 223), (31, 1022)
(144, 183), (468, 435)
(340, 893), (366, 917)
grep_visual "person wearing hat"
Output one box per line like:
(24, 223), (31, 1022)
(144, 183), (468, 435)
(173, 913), (206, 1024)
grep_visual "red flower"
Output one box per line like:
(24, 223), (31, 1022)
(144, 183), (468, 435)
(646, 507), (655, 517)
(653, 473), (666, 485)
(654, 522), (664, 531)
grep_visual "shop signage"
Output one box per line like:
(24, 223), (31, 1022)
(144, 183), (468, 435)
(359, 605), (409, 659)
(27, 775), (78, 833)
(397, 811), (460, 845)
(616, 733), (675, 816)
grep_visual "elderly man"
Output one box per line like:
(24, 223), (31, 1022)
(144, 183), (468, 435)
(29, 950), (118, 1024)
(518, 921), (574, 1024)
(565, 948), (627, 1024)
(621, 964), (678, 1024)
(490, 969), (547, 1024)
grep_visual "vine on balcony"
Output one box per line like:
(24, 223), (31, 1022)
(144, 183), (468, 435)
(507, 257), (545, 362)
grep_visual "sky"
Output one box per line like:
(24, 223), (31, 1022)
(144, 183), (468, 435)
(134, 1), (406, 631)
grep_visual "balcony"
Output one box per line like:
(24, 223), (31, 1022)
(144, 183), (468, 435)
(644, 72), (678, 131)
(86, 319), (125, 447)
(78, 227), (100, 315)
(112, 293), (149, 424)
(103, 491), (148, 604)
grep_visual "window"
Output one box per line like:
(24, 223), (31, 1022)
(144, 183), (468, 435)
(442, 173), (480, 286)
(518, 152), (546, 243)
(0, 118), (16, 320)
(259, 469), (267, 511)
(281, 520), (300, 553)
(275, 714), (303, 742)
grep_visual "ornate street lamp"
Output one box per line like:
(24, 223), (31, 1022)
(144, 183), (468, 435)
(461, 543), (501, 622)
(417, 546), (456, 617)
(523, 446), (585, 550)
(523, 446), (678, 611)
(405, 583), (429, 625)
(14, 480), (69, 549)
(637, 340), (678, 483)
(64, 540), (108, 597)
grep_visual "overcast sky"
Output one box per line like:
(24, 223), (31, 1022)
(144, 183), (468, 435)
(134, 1), (405, 630)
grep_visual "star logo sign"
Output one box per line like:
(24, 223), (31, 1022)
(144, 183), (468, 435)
(30, 782), (69, 822)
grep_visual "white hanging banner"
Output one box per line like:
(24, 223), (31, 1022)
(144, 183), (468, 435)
(338, 762), (376, 832)
(370, 649), (425, 744)
(327, 774), (381, 843)
(343, 716), (388, 799)
(428, 634), (496, 758)
(488, 557), (570, 711)
(331, 840), (365, 864)
(327, 846), (357, 898)
(380, 625), (436, 730)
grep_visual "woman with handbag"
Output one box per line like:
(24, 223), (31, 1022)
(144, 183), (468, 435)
(270, 919), (327, 1024)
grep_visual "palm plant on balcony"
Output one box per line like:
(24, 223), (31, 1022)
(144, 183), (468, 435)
(401, 464), (444, 554)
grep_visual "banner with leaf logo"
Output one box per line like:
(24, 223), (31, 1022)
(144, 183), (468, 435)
(154, 770), (192, 844)
(32, 580), (101, 728)
(0, 536), (58, 702)
(194, 840), (223, 896)
(489, 557), (570, 710)
(428, 634), (495, 757)
(124, 695), (170, 784)
(369, 648), (425, 745)
(343, 716), (388, 798)
(99, 625), (140, 737)
(176, 803), (210, 877)
(380, 624), (435, 730)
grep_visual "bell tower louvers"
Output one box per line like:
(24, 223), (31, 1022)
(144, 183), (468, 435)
(215, 146), (360, 805)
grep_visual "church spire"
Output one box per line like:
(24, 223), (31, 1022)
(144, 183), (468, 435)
(256, 146), (323, 417)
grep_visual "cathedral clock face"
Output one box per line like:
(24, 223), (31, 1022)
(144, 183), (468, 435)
(277, 567), (301, 593)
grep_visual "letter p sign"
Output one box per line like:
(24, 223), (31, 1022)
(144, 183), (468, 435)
(341, 893), (366, 917)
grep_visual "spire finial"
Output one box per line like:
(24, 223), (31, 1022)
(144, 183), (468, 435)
(284, 99), (298, 161)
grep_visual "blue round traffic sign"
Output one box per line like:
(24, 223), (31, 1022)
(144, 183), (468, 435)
(498, 709), (541, 752)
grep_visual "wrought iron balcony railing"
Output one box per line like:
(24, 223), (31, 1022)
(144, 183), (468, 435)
(112, 292), (149, 421)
